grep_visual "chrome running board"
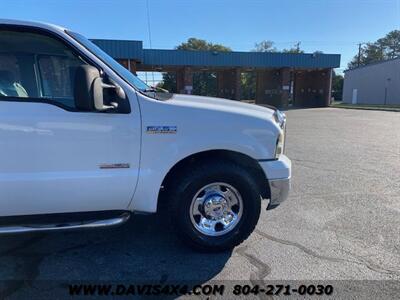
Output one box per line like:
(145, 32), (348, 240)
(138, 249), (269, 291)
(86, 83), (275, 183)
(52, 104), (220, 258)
(0, 212), (131, 234)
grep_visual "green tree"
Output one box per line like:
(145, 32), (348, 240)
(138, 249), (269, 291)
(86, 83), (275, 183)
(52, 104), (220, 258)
(159, 73), (176, 93)
(282, 42), (304, 54)
(176, 37), (231, 52)
(241, 40), (278, 100)
(158, 38), (231, 94)
(253, 40), (277, 52)
(331, 72), (344, 101)
(240, 72), (256, 100)
(348, 30), (400, 69)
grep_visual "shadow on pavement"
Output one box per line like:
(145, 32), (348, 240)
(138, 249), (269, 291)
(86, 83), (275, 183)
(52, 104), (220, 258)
(0, 213), (232, 299)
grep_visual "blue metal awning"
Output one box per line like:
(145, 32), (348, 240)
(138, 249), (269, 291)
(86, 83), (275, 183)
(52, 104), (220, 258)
(92, 39), (340, 69)
(92, 39), (144, 61)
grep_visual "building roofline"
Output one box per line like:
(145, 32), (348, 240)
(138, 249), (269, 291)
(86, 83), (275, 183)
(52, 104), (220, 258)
(91, 39), (341, 69)
(91, 38), (143, 43)
(145, 47), (340, 57)
(344, 57), (400, 73)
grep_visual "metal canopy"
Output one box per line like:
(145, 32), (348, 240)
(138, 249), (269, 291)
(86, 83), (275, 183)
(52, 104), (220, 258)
(92, 39), (340, 69)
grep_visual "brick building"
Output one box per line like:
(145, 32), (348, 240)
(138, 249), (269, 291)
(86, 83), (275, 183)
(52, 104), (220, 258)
(93, 39), (340, 108)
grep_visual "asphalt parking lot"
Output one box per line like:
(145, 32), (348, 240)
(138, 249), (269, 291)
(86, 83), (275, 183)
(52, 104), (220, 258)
(0, 107), (399, 298)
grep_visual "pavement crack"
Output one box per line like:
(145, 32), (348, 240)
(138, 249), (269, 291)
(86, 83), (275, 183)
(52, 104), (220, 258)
(341, 249), (400, 278)
(236, 245), (272, 300)
(255, 229), (400, 277)
(293, 161), (337, 172)
(291, 158), (333, 167)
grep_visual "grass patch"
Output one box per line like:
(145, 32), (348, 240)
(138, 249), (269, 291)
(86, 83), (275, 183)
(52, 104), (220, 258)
(331, 102), (400, 112)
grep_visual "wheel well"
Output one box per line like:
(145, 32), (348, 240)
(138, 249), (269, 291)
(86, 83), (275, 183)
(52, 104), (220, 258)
(158, 150), (270, 211)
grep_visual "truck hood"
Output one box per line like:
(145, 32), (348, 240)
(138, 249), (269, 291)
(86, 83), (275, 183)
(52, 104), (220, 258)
(167, 94), (276, 121)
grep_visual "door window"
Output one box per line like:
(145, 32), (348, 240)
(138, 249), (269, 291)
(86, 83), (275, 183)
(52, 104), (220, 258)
(38, 55), (81, 108)
(0, 29), (87, 110)
(0, 54), (29, 98)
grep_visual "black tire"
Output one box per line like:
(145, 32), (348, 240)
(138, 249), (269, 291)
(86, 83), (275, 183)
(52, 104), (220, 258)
(169, 160), (262, 251)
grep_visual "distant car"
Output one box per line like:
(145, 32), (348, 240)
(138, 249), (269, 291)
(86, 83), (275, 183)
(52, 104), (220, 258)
(0, 19), (291, 251)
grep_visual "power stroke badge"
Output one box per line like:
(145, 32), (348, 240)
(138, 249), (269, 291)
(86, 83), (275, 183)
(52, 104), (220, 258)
(146, 126), (177, 134)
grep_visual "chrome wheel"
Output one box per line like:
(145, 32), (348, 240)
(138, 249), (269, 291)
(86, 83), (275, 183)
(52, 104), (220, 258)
(189, 182), (243, 236)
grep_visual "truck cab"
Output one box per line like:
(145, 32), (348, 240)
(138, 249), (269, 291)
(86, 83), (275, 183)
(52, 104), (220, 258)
(0, 19), (290, 250)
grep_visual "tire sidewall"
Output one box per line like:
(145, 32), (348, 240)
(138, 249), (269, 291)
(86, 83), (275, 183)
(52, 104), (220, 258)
(173, 164), (261, 250)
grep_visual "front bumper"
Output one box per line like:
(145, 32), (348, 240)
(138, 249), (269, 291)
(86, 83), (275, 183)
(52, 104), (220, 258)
(258, 155), (291, 210)
(267, 177), (291, 210)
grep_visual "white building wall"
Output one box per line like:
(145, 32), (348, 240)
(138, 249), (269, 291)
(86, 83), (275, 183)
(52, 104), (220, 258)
(343, 58), (400, 105)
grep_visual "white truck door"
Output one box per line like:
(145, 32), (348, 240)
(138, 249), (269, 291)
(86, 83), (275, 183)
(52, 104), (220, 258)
(0, 28), (140, 216)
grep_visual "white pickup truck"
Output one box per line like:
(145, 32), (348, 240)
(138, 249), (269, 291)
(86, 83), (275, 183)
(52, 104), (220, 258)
(0, 19), (291, 251)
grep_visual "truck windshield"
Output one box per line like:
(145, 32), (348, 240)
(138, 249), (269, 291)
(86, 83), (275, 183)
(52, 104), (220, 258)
(66, 31), (150, 92)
